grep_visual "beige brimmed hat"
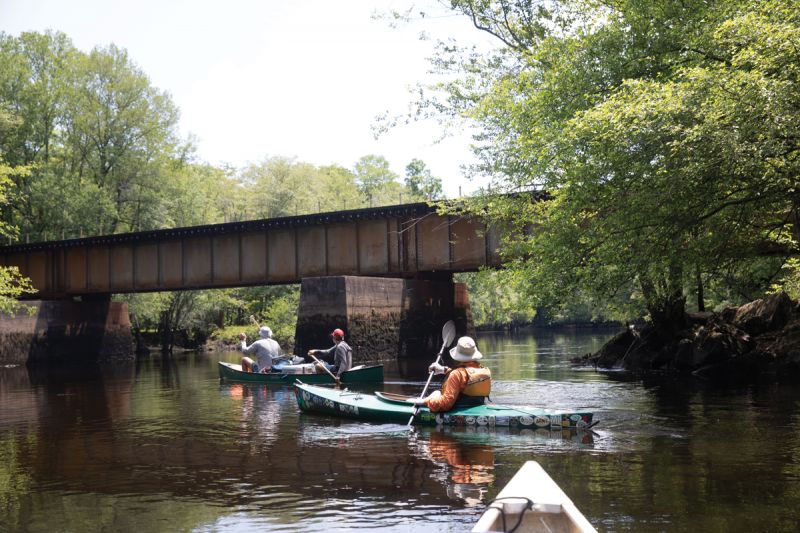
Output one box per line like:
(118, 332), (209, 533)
(449, 336), (482, 362)
(259, 326), (273, 338)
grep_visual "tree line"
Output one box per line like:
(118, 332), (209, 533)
(0, 30), (452, 349)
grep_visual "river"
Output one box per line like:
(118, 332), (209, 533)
(1, 328), (799, 532)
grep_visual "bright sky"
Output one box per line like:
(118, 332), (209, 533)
(0, 0), (497, 198)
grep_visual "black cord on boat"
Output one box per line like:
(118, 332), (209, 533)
(487, 496), (533, 533)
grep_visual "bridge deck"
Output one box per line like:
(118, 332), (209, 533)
(0, 202), (501, 298)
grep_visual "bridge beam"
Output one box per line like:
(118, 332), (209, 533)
(0, 201), (504, 299)
(294, 276), (473, 361)
(0, 300), (135, 365)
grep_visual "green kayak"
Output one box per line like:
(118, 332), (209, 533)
(293, 381), (596, 429)
(218, 362), (384, 385)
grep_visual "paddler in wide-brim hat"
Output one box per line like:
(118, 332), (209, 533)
(406, 336), (491, 412)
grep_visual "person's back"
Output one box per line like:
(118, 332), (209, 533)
(250, 337), (281, 368)
(333, 339), (352, 376)
(240, 326), (282, 372)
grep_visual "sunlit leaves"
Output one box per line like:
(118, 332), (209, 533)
(434, 0), (799, 324)
(0, 156), (36, 315)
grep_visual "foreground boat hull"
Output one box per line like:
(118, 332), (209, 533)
(472, 461), (597, 532)
(293, 382), (594, 429)
(218, 362), (384, 384)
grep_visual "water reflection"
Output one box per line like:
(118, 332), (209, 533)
(3, 331), (800, 532)
(411, 430), (494, 507)
(222, 382), (285, 449)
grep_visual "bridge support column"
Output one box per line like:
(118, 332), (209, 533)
(0, 300), (135, 365)
(294, 276), (473, 361)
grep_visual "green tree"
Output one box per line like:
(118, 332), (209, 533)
(0, 31), (77, 236)
(160, 162), (235, 227)
(0, 155), (36, 314)
(456, 270), (537, 328)
(316, 164), (363, 212)
(0, 32), (185, 239)
(421, 0), (799, 331)
(64, 43), (181, 233)
(237, 157), (367, 217)
(240, 157), (318, 218)
(405, 158), (443, 200)
(353, 154), (405, 206)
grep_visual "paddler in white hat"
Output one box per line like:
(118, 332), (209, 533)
(407, 336), (491, 412)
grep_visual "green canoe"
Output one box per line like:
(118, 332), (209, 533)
(218, 362), (384, 384)
(293, 381), (596, 430)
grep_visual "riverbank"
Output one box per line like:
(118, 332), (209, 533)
(574, 291), (800, 382)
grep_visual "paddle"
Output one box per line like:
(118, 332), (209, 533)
(308, 352), (341, 388)
(407, 320), (457, 427)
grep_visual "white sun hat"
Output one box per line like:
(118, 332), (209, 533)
(259, 326), (273, 339)
(449, 336), (483, 362)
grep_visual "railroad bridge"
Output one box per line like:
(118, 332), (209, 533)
(0, 201), (507, 365)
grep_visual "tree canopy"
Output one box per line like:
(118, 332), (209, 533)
(424, 0), (799, 328)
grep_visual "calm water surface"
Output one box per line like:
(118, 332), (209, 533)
(2, 328), (800, 532)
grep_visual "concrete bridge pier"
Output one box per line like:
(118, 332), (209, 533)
(294, 276), (473, 362)
(0, 299), (135, 365)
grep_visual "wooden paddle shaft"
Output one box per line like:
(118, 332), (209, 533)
(308, 352), (340, 383)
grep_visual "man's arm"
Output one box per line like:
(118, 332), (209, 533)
(239, 333), (256, 353)
(309, 345), (336, 363)
(425, 368), (468, 412)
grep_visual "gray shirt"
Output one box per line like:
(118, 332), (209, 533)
(241, 338), (281, 371)
(317, 341), (352, 377)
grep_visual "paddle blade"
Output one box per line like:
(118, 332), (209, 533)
(441, 320), (456, 350)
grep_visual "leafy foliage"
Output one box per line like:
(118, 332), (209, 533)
(426, 0), (799, 327)
(456, 270), (536, 328)
(0, 153), (36, 315)
(405, 158), (444, 200)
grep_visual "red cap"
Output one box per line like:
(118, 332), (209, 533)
(331, 328), (344, 340)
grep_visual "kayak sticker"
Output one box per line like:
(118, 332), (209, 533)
(534, 416), (550, 428)
(337, 403), (359, 416)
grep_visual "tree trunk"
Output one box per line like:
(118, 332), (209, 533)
(640, 271), (687, 337)
(159, 310), (173, 354)
(696, 268), (705, 312)
(647, 292), (687, 337)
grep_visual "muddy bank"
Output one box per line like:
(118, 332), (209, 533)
(574, 291), (800, 382)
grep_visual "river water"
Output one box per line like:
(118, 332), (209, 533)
(1, 328), (799, 532)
